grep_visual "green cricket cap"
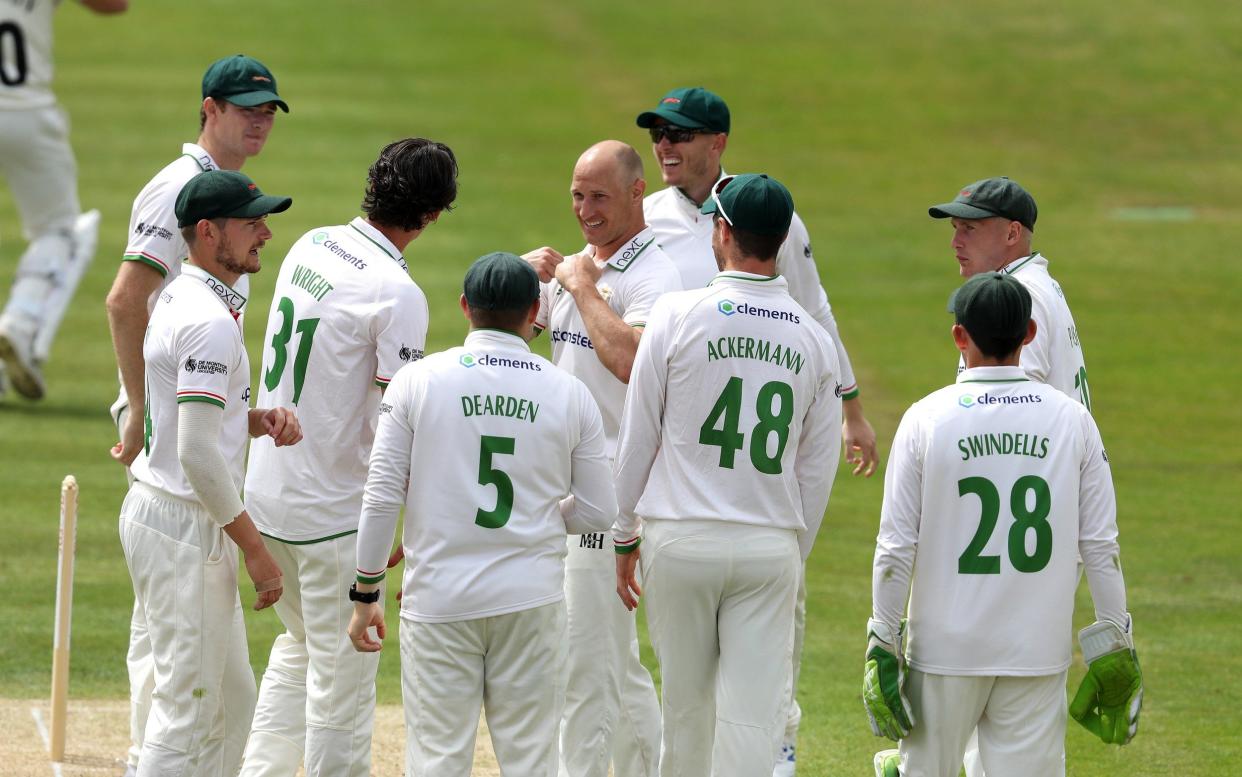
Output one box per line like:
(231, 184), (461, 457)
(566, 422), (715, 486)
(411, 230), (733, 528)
(929, 176), (1037, 231)
(202, 54), (289, 112)
(175, 170), (292, 227)
(700, 173), (794, 236)
(948, 271), (1032, 346)
(636, 87), (730, 133)
(463, 252), (540, 311)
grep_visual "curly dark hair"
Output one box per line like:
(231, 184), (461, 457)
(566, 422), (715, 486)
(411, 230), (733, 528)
(362, 138), (458, 231)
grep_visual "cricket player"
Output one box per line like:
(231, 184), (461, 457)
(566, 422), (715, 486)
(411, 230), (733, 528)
(105, 53), (287, 777)
(636, 87), (873, 774)
(120, 169), (299, 777)
(613, 174), (842, 777)
(930, 176), (1091, 408)
(863, 272), (1141, 777)
(347, 252), (619, 777)
(874, 176), (1095, 777)
(239, 137), (458, 777)
(522, 140), (677, 777)
(0, 0), (127, 399)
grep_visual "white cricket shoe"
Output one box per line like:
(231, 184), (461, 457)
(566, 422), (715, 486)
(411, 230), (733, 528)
(0, 314), (45, 400)
(874, 748), (901, 777)
(772, 742), (796, 777)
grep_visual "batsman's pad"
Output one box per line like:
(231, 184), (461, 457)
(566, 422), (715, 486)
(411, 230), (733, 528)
(34, 209), (100, 361)
(863, 618), (914, 741)
(873, 748), (901, 777)
(1070, 616), (1142, 745)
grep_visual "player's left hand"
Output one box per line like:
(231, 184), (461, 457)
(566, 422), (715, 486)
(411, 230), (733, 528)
(348, 603), (386, 653)
(253, 407), (303, 446)
(615, 549), (642, 611)
(1070, 618), (1142, 745)
(842, 403), (879, 477)
(862, 618), (914, 740)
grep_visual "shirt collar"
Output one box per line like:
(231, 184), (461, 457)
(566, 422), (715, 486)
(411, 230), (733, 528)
(182, 263), (247, 316)
(1001, 252), (1044, 276)
(956, 365), (1030, 384)
(604, 226), (657, 272)
(181, 143), (218, 172)
(465, 328), (533, 352)
(708, 270), (788, 290)
(349, 217), (408, 272)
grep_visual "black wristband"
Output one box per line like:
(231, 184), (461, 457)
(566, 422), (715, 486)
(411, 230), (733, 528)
(349, 583), (380, 604)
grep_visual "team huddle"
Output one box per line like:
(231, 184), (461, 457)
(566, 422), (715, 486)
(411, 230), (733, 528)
(0, 6), (1143, 775)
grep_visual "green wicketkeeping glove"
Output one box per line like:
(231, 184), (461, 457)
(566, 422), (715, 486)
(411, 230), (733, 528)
(863, 618), (914, 740)
(1069, 617), (1142, 745)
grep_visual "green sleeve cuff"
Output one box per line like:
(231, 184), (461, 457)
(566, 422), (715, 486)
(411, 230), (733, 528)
(614, 537), (641, 554)
(356, 571), (386, 585)
(842, 387), (860, 401)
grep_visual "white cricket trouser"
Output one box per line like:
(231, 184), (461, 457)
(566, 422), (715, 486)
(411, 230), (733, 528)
(119, 482), (256, 777)
(898, 670), (1067, 777)
(0, 105), (79, 340)
(780, 564), (807, 746)
(116, 406), (153, 771)
(400, 601), (567, 777)
(560, 533), (661, 777)
(239, 533), (381, 777)
(642, 518), (799, 777)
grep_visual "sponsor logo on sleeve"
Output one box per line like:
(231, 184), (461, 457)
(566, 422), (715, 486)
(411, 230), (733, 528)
(398, 344), (424, 363)
(804, 243), (812, 259)
(379, 401), (393, 415)
(134, 222), (175, 241)
(835, 382), (843, 398)
(185, 357), (229, 375)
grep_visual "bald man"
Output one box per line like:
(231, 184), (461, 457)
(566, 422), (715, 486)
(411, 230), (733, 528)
(523, 141), (681, 777)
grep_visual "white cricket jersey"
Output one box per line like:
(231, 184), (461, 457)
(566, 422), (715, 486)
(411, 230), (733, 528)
(0, 0), (58, 110)
(644, 180), (859, 396)
(245, 218), (429, 542)
(875, 366), (1118, 675)
(613, 272), (843, 560)
(130, 265), (251, 503)
(356, 329), (618, 623)
(114, 145), (252, 413)
(957, 254), (1090, 409)
(534, 227), (682, 457)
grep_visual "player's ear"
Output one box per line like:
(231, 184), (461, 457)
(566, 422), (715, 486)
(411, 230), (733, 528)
(632, 177), (646, 201)
(951, 323), (970, 352)
(458, 294), (470, 319)
(1023, 318), (1037, 345)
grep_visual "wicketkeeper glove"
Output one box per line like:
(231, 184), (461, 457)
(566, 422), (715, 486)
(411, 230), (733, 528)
(1069, 616), (1142, 745)
(863, 618), (914, 740)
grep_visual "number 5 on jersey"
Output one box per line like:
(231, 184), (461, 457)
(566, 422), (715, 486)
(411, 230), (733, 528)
(264, 296), (319, 404)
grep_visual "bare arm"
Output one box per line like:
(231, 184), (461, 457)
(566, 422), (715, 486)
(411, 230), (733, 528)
(557, 252), (641, 383)
(80, 0), (129, 14)
(106, 261), (164, 465)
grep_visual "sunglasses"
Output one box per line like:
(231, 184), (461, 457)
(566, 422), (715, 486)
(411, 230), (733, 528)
(648, 125), (709, 144)
(710, 175), (736, 226)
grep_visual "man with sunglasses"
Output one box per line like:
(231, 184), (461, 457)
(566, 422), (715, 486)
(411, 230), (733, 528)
(636, 86), (874, 776)
(614, 173), (841, 777)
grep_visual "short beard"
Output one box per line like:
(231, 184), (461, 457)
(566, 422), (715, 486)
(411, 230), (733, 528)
(216, 233), (258, 276)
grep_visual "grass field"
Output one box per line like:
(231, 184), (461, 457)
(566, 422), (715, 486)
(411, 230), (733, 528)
(1, 0), (1239, 774)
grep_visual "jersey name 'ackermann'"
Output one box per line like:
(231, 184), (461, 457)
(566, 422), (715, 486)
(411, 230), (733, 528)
(461, 393), (540, 423)
(550, 328), (594, 350)
(957, 432), (1050, 461)
(706, 336), (805, 375)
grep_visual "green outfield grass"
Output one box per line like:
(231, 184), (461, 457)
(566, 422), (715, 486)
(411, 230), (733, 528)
(1, 0), (1238, 773)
